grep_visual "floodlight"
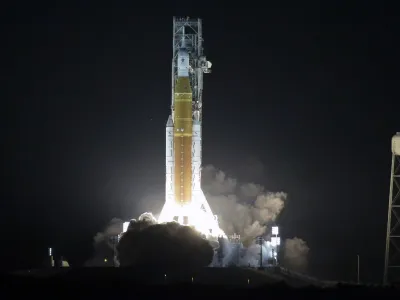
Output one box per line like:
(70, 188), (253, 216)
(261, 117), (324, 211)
(271, 237), (280, 247)
(272, 226), (279, 235)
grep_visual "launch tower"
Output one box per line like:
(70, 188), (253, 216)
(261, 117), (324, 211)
(384, 132), (400, 284)
(158, 17), (224, 239)
(170, 16), (211, 123)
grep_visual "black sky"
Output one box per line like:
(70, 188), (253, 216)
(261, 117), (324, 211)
(2, 2), (399, 282)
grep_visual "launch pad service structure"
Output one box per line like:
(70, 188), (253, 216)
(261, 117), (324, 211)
(384, 132), (400, 284)
(158, 17), (224, 239)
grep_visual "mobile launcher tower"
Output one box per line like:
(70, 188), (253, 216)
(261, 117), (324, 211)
(384, 132), (400, 284)
(158, 17), (225, 239)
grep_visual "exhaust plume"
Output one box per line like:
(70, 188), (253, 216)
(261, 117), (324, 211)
(89, 161), (309, 271)
(282, 237), (310, 272)
(93, 217), (123, 245)
(117, 213), (213, 270)
(202, 164), (309, 271)
(85, 218), (123, 266)
(202, 165), (287, 245)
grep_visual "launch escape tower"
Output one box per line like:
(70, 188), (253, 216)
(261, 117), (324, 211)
(171, 17), (211, 129)
(384, 133), (400, 284)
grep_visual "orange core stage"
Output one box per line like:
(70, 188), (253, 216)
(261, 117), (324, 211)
(173, 77), (193, 205)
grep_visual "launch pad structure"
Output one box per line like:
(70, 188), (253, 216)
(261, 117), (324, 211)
(158, 17), (224, 238)
(384, 132), (400, 284)
(171, 17), (211, 123)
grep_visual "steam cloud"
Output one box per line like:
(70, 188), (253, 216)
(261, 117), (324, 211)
(89, 162), (309, 272)
(282, 237), (310, 272)
(85, 218), (123, 266)
(117, 213), (213, 270)
(202, 165), (286, 245)
(93, 217), (123, 245)
(201, 165), (309, 270)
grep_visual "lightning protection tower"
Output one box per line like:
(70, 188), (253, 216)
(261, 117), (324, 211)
(384, 132), (400, 284)
(171, 17), (212, 124)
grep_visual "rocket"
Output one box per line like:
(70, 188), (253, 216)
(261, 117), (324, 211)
(159, 18), (224, 238)
(165, 37), (196, 226)
(173, 41), (193, 208)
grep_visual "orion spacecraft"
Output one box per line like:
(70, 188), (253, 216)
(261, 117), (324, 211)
(158, 17), (224, 238)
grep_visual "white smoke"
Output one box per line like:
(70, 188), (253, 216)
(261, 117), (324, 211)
(282, 237), (310, 272)
(202, 164), (309, 271)
(240, 242), (272, 267)
(202, 165), (287, 244)
(137, 212), (158, 224)
(93, 217), (123, 244)
(216, 239), (277, 268)
(91, 162), (309, 271)
(93, 213), (157, 245)
(85, 218), (123, 266)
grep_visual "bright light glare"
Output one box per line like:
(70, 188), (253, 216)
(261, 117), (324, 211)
(158, 200), (226, 238)
(48, 247), (52, 256)
(271, 237), (280, 247)
(272, 226), (279, 235)
(123, 222), (130, 233)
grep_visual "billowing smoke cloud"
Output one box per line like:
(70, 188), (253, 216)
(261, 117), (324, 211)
(89, 161), (309, 272)
(85, 218), (123, 266)
(137, 211), (158, 224)
(282, 237), (310, 272)
(202, 165), (286, 245)
(202, 164), (309, 271)
(117, 213), (213, 270)
(93, 217), (123, 245)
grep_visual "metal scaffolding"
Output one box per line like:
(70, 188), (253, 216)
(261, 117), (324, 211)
(171, 17), (212, 123)
(384, 132), (400, 284)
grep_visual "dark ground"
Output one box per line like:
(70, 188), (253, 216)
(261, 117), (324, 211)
(2, 267), (399, 298)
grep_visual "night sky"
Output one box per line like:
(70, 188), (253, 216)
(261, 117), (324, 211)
(3, 3), (399, 283)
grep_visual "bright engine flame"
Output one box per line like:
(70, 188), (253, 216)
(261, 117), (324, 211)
(158, 195), (226, 239)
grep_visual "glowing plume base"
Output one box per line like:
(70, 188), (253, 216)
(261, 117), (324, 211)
(158, 190), (226, 239)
